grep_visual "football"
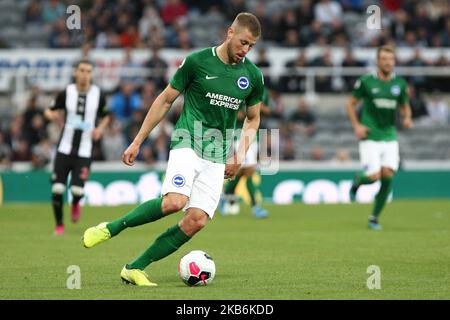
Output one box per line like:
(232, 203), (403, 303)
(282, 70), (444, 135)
(178, 250), (216, 286)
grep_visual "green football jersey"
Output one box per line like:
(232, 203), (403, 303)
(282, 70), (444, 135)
(169, 46), (264, 163)
(352, 72), (408, 141)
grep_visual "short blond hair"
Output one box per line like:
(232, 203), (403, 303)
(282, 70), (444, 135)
(377, 45), (395, 59)
(232, 12), (261, 38)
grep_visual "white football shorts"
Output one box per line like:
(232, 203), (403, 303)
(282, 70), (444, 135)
(161, 148), (225, 218)
(359, 140), (399, 176)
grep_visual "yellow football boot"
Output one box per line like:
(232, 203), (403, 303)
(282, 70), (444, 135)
(120, 266), (158, 287)
(82, 222), (111, 248)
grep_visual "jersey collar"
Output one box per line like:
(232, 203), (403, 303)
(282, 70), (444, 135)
(212, 46), (244, 68)
(373, 70), (396, 80)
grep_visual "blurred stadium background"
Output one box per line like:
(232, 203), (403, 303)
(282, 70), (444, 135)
(0, 0), (449, 204)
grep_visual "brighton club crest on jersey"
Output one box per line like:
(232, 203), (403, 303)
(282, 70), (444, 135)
(237, 76), (249, 90)
(172, 174), (186, 187)
(391, 85), (401, 96)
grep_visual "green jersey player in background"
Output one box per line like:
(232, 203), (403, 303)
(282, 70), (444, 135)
(347, 45), (413, 231)
(221, 86), (271, 218)
(82, 12), (265, 286)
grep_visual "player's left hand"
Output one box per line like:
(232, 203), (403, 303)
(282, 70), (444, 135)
(224, 162), (241, 180)
(225, 155), (242, 180)
(92, 128), (103, 141)
(403, 117), (413, 129)
(122, 142), (140, 166)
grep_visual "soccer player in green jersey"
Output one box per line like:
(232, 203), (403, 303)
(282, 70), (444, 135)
(347, 45), (413, 231)
(82, 13), (265, 286)
(221, 86), (271, 218)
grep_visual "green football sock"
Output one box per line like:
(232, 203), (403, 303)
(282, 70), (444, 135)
(225, 176), (240, 194)
(246, 175), (257, 207)
(355, 172), (375, 186)
(127, 224), (191, 270)
(106, 198), (163, 237)
(372, 176), (393, 218)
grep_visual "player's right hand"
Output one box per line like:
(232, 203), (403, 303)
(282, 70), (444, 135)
(122, 142), (140, 166)
(354, 124), (370, 139)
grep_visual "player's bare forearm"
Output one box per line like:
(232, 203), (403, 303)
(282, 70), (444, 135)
(346, 96), (360, 128)
(96, 115), (110, 131)
(347, 96), (369, 139)
(400, 103), (412, 120)
(132, 98), (170, 146)
(132, 85), (180, 146)
(224, 103), (260, 179)
(260, 103), (271, 115)
(123, 85), (180, 166)
(400, 103), (413, 129)
(236, 103), (260, 164)
(92, 115), (111, 141)
(44, 109), (58, 122)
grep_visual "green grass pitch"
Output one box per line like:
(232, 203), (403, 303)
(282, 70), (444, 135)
(0, 200), (449, 299)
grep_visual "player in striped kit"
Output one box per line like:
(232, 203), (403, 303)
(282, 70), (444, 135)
(44, 60), (110, 235)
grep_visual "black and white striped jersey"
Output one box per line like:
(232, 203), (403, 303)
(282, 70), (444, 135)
(51, 83), (108, 158)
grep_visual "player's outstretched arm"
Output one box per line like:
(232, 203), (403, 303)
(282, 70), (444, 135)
(346, 96), (369, 139)
(122, 84), (180, 166)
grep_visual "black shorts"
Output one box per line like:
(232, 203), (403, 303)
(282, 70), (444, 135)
(51, 152), (92, 188)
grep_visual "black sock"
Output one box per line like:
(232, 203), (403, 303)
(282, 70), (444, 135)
(72, 195), (82, 205)
(224, 176), (240, 205)
(52, 194), (63, 226)
(369, 215), (378, 224)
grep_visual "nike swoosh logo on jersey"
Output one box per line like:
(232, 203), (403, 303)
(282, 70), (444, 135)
(205, 75), (219, 80)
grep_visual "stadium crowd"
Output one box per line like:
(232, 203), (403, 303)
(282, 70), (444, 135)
(0, 74), (448, 167)
(20, 0), (450, 49)
(0, 0), (450, 167)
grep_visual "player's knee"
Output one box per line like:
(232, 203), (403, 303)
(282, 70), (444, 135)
(368, 172), (381, 181)
(181, 211), (208, 235)
(191, 215), (208, 231)
(381, 168), (394, 177)
(70, 185), (84, 197)
(51, 183), (66, 195)
(162, 194), (188, 213)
